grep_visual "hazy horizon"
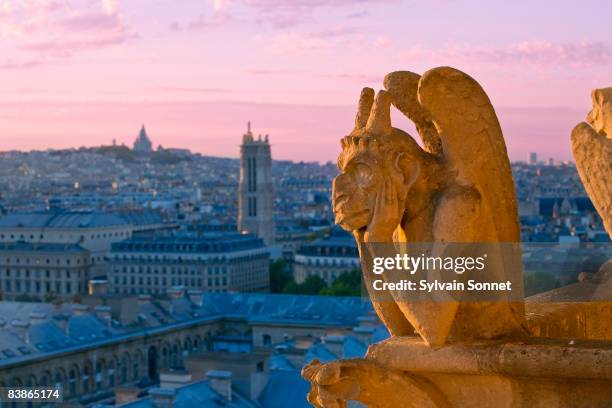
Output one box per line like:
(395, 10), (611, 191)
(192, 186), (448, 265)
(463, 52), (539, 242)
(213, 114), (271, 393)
(1, 0), (610, 162)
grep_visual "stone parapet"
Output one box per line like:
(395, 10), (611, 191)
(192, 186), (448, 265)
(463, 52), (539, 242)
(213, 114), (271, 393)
(303, 336), (612, 407)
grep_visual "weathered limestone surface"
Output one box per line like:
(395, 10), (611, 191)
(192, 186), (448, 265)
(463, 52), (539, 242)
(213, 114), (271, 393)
(303, 68), (612, 408)
(365, 337), (612, 408)
(571, 87), (612, 237)
(304, 336), (612, 408)
(332, 67), (525, 346)
(527, 261), (612, 340)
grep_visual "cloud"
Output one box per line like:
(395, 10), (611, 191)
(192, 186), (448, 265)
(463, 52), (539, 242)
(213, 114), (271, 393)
(1, 0), (135, 64)
(0, 59), (42, 70)
(247, 68), (302, 75)
(232, 0), (391, 10)
(320, 73), (381, 83)
(346, 10), (369, 19)
(177, 0), (392, 31)
(403, 41), (612, 68)
(22, 31), (136, 55)
(470, 41), (612, 67)
(208, 0), (394, 28)
(172, 9), (237, 31)
(307, 26), (357, 39)
(187, 12), (235, 30)
(150, 86), (232, 94)
(56, 11), (123, 31)
(261, 28), (386, 54)
(212, 0), (224, 11)
(102, 0), (119, 15)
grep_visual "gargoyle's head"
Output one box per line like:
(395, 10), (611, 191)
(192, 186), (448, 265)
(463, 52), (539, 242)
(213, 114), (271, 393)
(587, 87), (612, 136)
(332, 88), (425, 232)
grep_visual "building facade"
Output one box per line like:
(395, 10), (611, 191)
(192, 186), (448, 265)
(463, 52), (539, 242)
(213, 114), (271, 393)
(0, 211), (132, 278)
(110, 232), (270, 295)
(293, 227), (360, 286)
(0, 243), (91, 301)
(0, 292), (383, 407)
(0, 210), (169, 280)
(238, 122), (275, 246)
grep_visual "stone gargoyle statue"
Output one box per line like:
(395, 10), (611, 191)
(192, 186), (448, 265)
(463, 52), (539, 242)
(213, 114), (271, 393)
(303, 66), (529, 408)
(571, 87), (612, 237)
(331, 66), (527, 346)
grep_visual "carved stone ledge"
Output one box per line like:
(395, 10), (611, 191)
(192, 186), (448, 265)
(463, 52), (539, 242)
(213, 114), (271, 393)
(303, 337), (612, 408)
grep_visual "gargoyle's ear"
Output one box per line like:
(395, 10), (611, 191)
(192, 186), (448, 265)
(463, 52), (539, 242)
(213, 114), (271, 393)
(395, 152), (420, 187)
(354, 88), (375, 131)
(366, 90), (392, 136)
(592, 89), (604, 107)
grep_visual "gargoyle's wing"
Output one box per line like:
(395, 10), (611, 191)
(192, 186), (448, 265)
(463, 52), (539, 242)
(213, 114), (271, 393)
(572, 123), (612, 237)
(417, 66), (520, 242)
(383, 71), (443, 156)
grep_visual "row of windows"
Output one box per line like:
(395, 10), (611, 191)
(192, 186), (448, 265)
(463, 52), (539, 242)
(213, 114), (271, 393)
(1, 279), (83, 294)
(297, 258), (359, 267)
(300, 246), (359, 257)
(2, 340), (206, 401)
(113, 276), (228, 287)
(0, 269), (83, 279)
(0, 257), (85, 265)
(114, 287), (229, 295)
(112, 253), (266, 263)
(0, 230), (128, 241)
(113, 266), (228, 275)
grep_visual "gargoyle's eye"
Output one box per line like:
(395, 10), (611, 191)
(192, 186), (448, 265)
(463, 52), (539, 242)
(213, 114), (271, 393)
(353, 163), (373, 188)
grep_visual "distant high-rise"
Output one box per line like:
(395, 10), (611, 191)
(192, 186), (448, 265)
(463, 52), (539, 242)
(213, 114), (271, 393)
(133, 124), (153, 154)
(529, 152), (538, 165)
(238, 122), (274, 245)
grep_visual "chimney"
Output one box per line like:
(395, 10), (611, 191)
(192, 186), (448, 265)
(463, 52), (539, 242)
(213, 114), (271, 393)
(114, 387), (141, 405)
(159, 369), (192, 389)
(149, 388), (176, 408)
(88, 279), (108, 296)
(29, 312), (47, 326)
(138, 294), (152, 303)
(52, 314), (69, 334)
(72, 304), (89, 316)
(357, 315), (379, 328)
(294, 335), (314, 350)
(95, 305), (112, 327)
(352, 326), (375, 345)
(11, 319), (30, 343)
(206, 370), (232, 401)
(187, 290), (203, 307)
(166, 286), (185, 300)
(323, 335), (345, 358)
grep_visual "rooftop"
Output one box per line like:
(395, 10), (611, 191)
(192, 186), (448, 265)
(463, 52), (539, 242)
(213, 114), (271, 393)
(0, 211), (128, 229)
(0, 293), (376, 369)
(112, 232), (267, 254)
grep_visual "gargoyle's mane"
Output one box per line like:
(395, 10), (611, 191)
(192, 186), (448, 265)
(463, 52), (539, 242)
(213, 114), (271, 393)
(338, 129), (429, 168)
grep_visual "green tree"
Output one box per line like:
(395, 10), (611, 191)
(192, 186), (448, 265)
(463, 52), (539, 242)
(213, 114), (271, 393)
(282, 275), (327, 295)
(320, 270), (362, 297)
(300, 275), (327, 294)
(269, 259), (292, 293)
(44, 291), (58, 303)
(282, 281), (300, 294)
(14, 294), (41, 302)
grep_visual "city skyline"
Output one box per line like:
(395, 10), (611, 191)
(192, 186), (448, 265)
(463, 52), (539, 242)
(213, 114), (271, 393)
(0, 0), (611, 162)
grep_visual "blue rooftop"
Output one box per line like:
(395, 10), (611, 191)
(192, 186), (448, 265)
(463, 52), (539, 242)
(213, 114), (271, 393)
(0, 211), (128, 229)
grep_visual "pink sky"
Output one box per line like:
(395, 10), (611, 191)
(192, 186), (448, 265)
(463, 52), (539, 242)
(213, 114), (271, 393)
(1, 0), (611, 162)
